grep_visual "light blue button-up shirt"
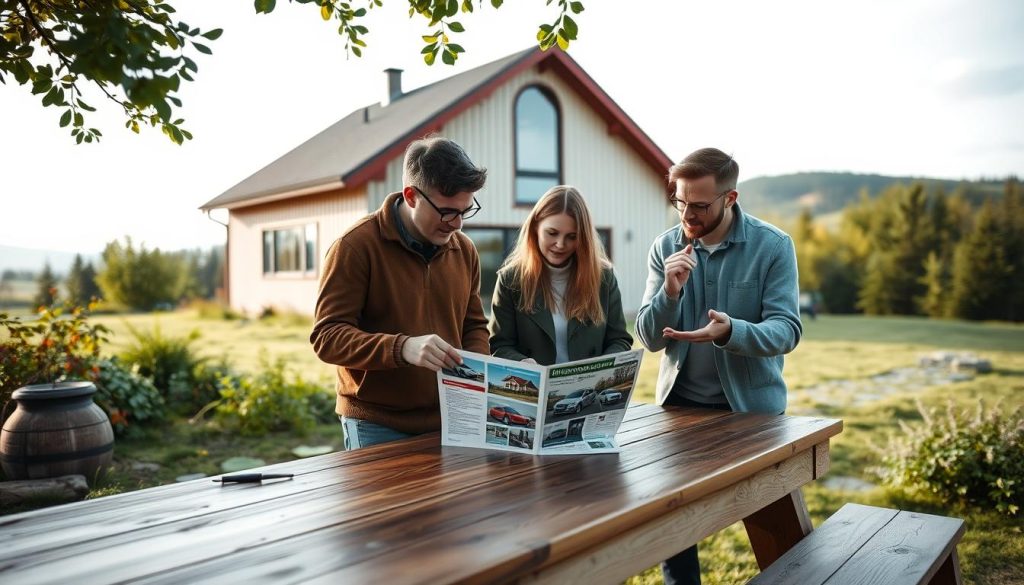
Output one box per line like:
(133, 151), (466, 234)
(635, 204), (802, 414)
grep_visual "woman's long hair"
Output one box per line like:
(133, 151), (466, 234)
(499, 185), (610, 324)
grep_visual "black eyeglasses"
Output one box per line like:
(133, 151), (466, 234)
(412, 186), (482, 223)
(669, 188), (731, 216)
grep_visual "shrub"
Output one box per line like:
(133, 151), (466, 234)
(878, 399), (1024, 516)
(168, 358), (237, 415)
(188, 299), (241, 321)
(213, 355), (334, 436)
(119, 325), (204, 398)
(93, 358), (166, 436)
(1, 300), (108, 414)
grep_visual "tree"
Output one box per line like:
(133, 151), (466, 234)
(948, 200), (1012, 320)
(32, 261), (58, 309)
(66, 254), (101, 305)
(918, 251), (947, 318)
(97, 237), (186, 311)
(2, 0), (585, 144)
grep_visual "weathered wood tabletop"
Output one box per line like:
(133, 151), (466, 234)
(0, 404), (841, 585)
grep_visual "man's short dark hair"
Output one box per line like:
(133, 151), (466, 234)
(668, 148), (739, 191)
(403, 136), (487, 197)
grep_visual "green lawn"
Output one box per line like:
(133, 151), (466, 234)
(5, 311), (1024, 583)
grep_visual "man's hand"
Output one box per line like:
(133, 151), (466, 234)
(401, 334), (462, 371)
(664, 244), (696, 300)
(663, 309), (732, 344)
(521, 358), (537, 364)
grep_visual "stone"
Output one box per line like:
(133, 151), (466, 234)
(220, 457), (266, 473)
(291, 445), (334, 458)
(130, 462), (161, 472)
(175, 473), (207, 482)
(822, 475), (878, 492)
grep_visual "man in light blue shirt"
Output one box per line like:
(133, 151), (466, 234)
(635, 147), (802, 585)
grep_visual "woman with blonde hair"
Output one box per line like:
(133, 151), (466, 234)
(489, 186), (632, 365)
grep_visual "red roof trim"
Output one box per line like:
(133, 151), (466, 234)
(343, 49), (673, 190)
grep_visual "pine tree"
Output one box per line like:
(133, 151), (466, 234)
(33, 262), (58, 309)
(949, 200), (1012, 320)
(918, 251), (947, 317)
(81, 262), (101, 301)
(1000, 179), (1024, 321)
(66, 254), (102, 305)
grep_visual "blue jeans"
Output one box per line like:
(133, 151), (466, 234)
(661, 393), (735, 585)
(339, 416), (415, 450)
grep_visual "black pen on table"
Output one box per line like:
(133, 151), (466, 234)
(213, 473), (294, 484)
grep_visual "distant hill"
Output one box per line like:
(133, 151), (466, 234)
(0, 245), (100, 276)
(737, 172), (1007, 218)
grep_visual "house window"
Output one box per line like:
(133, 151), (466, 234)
(464, 227), (611, 310)
(515, 86), (561, 205)
(263, 223), (317, 275)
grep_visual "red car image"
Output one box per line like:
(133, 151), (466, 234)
(488, 406), (534, 427)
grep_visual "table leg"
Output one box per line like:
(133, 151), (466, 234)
(742, 488), (813, 570)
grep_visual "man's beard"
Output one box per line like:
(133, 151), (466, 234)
(682, 204), (726, 241)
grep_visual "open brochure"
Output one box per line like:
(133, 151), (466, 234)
(437, 348), (644, 454)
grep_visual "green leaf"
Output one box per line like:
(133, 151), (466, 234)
(563, 15), (578, 39)
(41, 87), (59, 107)
(570, 1), (584, 13)
(556, 30), (569, 50)
(448, 21), (465, 32)
(441, 47), (456, 65)
(321, 4), (331, 20)
(31, 78), (51, 95)
(201, 28), (224, 40)
(461, 0), (473, 13)
(536, 27), (551, 42)
(422, 35), (438, 43)
(254, 0), (277, 13)
(354, 8), (367, 16)
(421, 43), (437, 54)
(74, 112), (83, 127)
(76, 99), (96, 112)
(193, 42), (212, 55)
(447, 43), (465, 53)
(76, 132), (84, 144)
(491, 0), (503, 7)
(351, 45), (362, 57)
(446, 0), (458, 17)
(424, 50), (436, 65)
(59, 110), (72, 127)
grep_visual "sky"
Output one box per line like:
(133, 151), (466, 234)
(1, 0), (1022, 259)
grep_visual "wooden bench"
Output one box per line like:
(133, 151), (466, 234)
(750, 503), (965, 585)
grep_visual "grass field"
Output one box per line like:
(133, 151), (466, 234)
(4, 310), (1024, 583)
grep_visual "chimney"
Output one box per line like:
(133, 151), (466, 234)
(383, 68), (403, 107)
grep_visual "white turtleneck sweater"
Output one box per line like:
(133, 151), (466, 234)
(547, 260), (574, 364)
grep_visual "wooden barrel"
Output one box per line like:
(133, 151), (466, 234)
(0, 381), (114, 484)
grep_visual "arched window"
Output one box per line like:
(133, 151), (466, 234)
(514, 86), (561, 205)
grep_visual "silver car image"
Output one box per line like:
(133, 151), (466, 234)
(553, 389), (597, 414)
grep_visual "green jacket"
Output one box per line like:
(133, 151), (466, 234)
(488, 267), (633, 366)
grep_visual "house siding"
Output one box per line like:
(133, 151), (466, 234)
(228, 187), (368, 314)
(365, 65), (673, 314)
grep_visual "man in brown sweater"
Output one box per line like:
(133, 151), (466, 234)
(311, 137), (490, 449)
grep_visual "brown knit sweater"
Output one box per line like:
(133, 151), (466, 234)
(310, 192), (490, 434)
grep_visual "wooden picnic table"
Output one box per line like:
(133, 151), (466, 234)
(0, 404), (841, 584)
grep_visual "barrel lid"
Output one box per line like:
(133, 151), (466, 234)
(12, 381), (97, 400)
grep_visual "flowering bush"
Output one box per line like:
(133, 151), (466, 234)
(1, 299), (108, 417)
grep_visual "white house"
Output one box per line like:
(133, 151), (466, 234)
(200, 48), (675, 316)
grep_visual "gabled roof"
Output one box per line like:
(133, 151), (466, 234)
(201, 47), (671, 211)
